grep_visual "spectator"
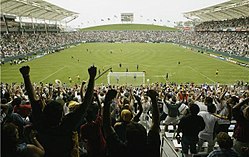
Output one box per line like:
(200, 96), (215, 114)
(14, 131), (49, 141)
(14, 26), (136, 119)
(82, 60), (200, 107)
(232, 97), (249, 157)
(207, 132), (239, 157)
(177, 103), (205, 157)
(1, 122), (44, 157)
(80, 92), (106, 157)
(103, 89), (161, 157)
(19, 65), (96, 157)
(197, 103), (219, 153)
(163, 95), (181, 132)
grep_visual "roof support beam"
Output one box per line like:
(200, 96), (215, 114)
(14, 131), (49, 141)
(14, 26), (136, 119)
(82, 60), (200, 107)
(0, 0), (78, 22)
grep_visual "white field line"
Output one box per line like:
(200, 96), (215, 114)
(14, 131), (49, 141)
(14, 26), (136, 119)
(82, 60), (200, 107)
(187, 66), (216, 83)
(38, 66), (66, 82)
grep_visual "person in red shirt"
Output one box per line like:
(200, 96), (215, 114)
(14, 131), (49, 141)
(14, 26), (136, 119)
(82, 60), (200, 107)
(13, 100), (31, 119)
(80, 93), (106, 157)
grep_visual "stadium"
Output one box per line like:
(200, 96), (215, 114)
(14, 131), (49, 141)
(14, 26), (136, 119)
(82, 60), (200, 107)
(1, 0), (249, 157)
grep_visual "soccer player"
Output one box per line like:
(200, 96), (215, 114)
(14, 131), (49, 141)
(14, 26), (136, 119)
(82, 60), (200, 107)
(69, 77), (72, 83)
(216, 69), (219, 76)
(77, 75), (80, 82)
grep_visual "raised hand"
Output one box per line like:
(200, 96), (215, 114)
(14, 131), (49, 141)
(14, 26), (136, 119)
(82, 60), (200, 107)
(147, 90), (158, 99)
(134, 94), (141, 101)
(20, 66), (30, 76)
(105, 89), (117, 103)
(88, 65), (97, 78)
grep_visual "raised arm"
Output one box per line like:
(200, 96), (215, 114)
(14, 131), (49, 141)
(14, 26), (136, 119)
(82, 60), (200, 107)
(74, 66), (96, 114)
(232, 97), (249, 120)
(132, 95), (143, 122)
(195, 91), (203, 101)
(80, 80), (87, 101)
(64, 66), (96, 129)
(19, 66), (38, 105)
(47, 83), (53, 100)
(103, 89), (117, 136)
(233, 97), (249, 110)
(147, 90), (160, 133)
(94, 91), (102, 115)
(147, 90), (161, 157)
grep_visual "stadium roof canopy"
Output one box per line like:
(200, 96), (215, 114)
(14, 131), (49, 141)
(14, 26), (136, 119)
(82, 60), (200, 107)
(184, 0), (249, 21)
(0, 0), (79, 22)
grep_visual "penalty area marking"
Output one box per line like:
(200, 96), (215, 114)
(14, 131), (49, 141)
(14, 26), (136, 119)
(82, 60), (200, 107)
(38, 66), (66, 82)
(187, 66), (216, 83)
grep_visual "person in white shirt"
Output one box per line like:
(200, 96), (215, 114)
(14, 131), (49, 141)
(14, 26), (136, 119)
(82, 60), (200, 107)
(197, 103), (219, 153)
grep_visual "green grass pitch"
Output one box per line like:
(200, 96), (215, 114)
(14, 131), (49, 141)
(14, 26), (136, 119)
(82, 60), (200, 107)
(1, 43), (249, 85)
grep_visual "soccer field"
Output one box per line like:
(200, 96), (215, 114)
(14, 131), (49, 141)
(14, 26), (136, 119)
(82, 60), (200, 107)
(1, 43), (249, 85)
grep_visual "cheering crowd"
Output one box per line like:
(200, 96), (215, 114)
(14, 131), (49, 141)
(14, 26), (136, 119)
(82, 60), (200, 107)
(1, 17), (249, 157)
(1, 65), (249, 157)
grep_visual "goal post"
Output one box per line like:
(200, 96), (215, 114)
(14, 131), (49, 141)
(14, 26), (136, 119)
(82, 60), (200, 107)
(107, 72), (145, 86)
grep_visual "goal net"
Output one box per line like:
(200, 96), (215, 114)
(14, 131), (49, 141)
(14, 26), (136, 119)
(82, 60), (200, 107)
(107, 72), (145, 86)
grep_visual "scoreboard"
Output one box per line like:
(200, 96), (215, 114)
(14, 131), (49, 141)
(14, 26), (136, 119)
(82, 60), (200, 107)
(121, 13), (134, 22)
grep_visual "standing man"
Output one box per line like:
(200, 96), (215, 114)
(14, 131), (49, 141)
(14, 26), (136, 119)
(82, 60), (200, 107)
(177, 104), (205, 157)
(215, 69), (219, 76)
(77, 75), (80, 82)
(198, 103), (219, 153)
(69, 77), (72, 84)
(164, 95), (181, 132)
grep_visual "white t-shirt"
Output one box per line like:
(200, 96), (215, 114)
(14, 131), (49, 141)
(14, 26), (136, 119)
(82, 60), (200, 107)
(198, 111), (218, 141)
(195, 101), (207, 112)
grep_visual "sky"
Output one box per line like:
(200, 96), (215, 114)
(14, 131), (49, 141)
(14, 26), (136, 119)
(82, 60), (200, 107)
(47, 0), (228, 28)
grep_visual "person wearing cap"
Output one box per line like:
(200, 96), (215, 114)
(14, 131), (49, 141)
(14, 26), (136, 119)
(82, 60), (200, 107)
(67, 100), (80, 113)
(19, 65), (96, 157)
(207, 132), (238, 157)
(103, 89), (160, 157)
(13, 98), (32, 119)
(114, 94), (143, 142)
